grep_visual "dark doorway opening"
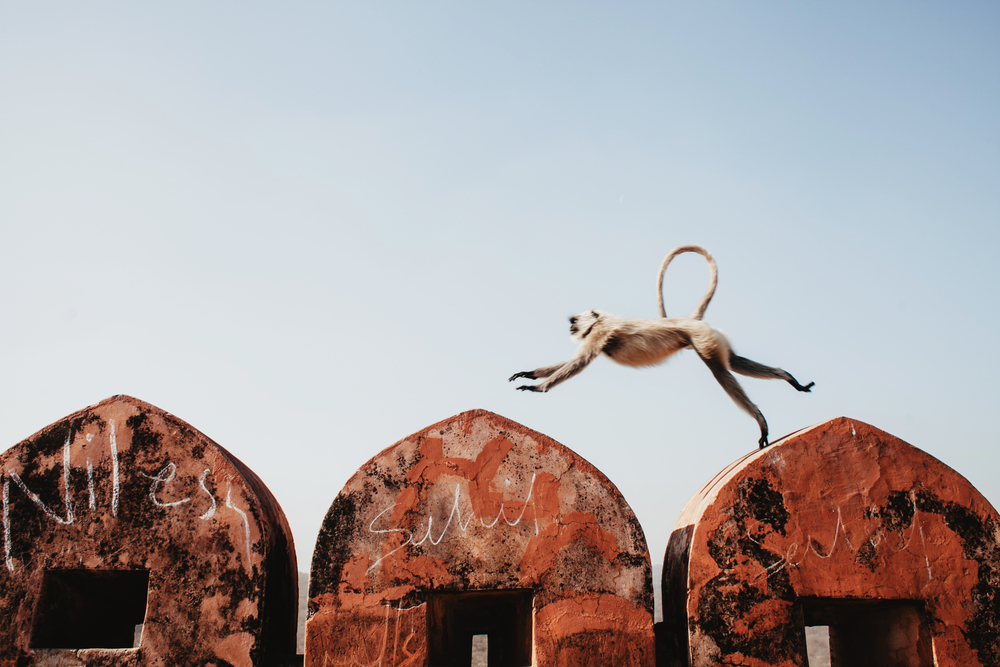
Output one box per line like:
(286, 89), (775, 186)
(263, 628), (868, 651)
(800, 597), (932, 667)
(428, 589), (533, 667)
(30, 569), (150, 649)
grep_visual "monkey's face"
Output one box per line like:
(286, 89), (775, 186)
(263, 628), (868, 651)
(569, 310), (602, 340)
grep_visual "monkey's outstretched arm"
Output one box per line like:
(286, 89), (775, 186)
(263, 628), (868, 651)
(508, 363), (565, 382)
(509, 346), (601, 393)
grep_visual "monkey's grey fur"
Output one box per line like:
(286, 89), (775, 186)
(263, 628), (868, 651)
(509, 245), (813, 448)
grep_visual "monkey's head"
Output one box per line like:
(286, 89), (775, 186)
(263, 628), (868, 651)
(569, 309), (603, 340)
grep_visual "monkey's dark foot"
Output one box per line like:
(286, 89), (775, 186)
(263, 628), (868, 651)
(784, 374), (814, 392)
(508, 371), (536, 382)
(758, 435), (769, 449)
(516, 385), (542, 392)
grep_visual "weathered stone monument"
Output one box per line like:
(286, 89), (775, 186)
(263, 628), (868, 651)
(0, 396), (298, 667)
(3, 399), (997, 666)
(306, 409), (655, 667)
(662, 416), (1000, 667)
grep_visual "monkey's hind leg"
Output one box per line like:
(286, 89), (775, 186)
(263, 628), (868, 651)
(700, 354), (770, 448)
(729, 353), (815, 392)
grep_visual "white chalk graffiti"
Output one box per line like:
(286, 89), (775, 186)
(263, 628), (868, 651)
(757, 491), (933, 581)
(0, 422), (255, 573)
(199, 468), (217, 520)
(109, 419), (120, 517)
(2, 480), (11, 572)
(86, 458), (96, 510)
(226, 483), (252, 563)
(319, 600), (423, 667)
(367, 474), (538, 573)
(141, 462), (192, 508)
(7, 432), (76, 525)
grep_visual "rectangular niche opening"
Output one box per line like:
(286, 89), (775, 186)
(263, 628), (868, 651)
(30, 569), (150, 649)
(428, 589), (533, 667)
(800, 597), (933, 667)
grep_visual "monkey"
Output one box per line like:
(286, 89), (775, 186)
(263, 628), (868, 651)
(509, 245), (813, 448)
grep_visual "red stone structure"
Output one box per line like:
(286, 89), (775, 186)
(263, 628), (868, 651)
(306, 409), (654, 667)
(6, 398), (996, 667)
(662, 417), (1000, 667)
(0, 396), (298, 667)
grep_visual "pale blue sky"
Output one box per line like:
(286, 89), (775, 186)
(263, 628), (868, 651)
(2, 2), (998, 573)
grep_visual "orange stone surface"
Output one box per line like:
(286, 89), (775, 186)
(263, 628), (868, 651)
(306, 409), (655, 667)
(662, 417), (1000, 667)
(0, 396), (298, 667)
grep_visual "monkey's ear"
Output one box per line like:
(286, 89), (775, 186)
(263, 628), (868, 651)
(591, 310), (599, 318)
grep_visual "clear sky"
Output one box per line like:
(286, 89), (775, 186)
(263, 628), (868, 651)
(2, 2), (998, 575)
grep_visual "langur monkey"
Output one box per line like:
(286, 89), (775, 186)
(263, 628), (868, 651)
(509, 245), (814, 448)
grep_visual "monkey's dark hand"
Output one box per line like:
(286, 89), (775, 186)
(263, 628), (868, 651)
(516, 385), (543, 392)
(508, 371), (537, 382)
(798, 381), (815, 392)
(758, 435), (769, 449)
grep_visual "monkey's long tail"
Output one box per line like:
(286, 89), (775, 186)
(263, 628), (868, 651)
(657, 244), (718, 320)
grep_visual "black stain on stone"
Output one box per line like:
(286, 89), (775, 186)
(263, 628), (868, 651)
(373, 462), (401, 492)
(3, 414), (105, 569)
(918, 490), (1000, 667)
(915, 490), (944, 515)
(695, 477), (803, 665)
(694, 478), (1000, 667)
(741, 477), (789, 537)
(190, 441), (206, 459)
(881, 490), (915, 533)
(310, 492), (360, 614)
(854, 539), (877, 572)
(126, 411), (163, 454)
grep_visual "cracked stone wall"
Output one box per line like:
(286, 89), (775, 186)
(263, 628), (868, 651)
(306, 409), (655, 667)
(0, 396), (298, 667)
(661, 416), (1000, 667)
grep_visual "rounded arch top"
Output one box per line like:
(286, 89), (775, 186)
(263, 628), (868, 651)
(307, 408), (655, 667)
(311, 408), (650, 606)
(664, 416), (1000, 667)
(0, 394), (297, 667)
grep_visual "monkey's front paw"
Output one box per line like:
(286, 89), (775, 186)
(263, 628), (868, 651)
(800, 381), (815, 392)
(516, 385), (542, 392)
(758, 435), (769, 449)
(508, 371), (536, 382)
